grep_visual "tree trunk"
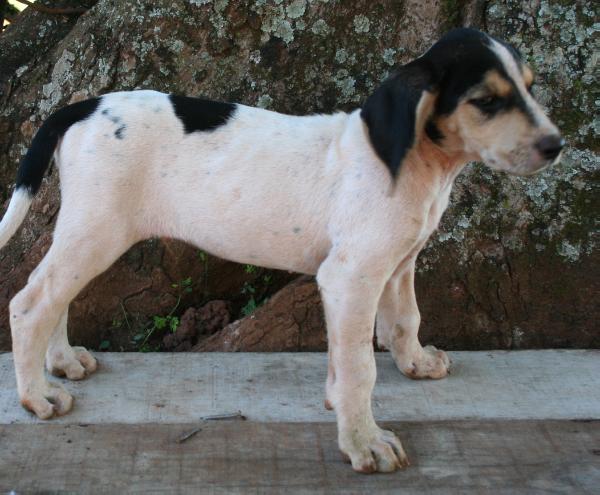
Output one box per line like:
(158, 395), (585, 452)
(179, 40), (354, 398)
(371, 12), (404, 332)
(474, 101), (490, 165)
(0, 0), (597, 351)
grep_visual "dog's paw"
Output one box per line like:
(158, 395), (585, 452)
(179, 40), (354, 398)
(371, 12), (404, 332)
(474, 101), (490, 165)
(340, 426), (409, 473)
(46, 346), (97, 381)
(396, 345), (450, 380)
(20, 381), (74, 419)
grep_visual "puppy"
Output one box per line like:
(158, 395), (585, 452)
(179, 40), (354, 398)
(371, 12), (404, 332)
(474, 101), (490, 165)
(0, 28), (563, 473)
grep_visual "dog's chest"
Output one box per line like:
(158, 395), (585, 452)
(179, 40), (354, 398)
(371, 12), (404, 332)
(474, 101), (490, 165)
(423, 183), (453, 240)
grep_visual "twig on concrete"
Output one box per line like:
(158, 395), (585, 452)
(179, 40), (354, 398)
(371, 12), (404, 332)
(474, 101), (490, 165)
(175, 411), (246, 443)
(200, 411), (247, 421)
(176, 427), (202, 444)
(13, 0), (87, 15)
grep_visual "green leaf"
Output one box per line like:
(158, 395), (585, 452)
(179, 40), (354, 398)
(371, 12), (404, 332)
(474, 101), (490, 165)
(99, 340), (110, 350)
(169, 316), (180, 333)
(153, 315), (167, 330)
(241, 282), (255, 295)
(241, 297), (257, 316)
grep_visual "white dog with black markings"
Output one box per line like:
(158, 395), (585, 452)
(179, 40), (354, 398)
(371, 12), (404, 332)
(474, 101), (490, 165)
(0, 28), (563, 473)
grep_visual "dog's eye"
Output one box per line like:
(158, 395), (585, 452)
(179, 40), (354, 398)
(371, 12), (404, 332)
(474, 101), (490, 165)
(469, 95), (504, 113)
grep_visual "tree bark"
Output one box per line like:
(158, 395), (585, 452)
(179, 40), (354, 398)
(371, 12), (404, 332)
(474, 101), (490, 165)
(0, 0), (597, 351)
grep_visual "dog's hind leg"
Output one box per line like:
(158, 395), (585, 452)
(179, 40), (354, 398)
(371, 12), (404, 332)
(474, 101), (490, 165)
(45, 308), (98, 380)
(376, 259), (450, 379)
(10, 216), (132, 419)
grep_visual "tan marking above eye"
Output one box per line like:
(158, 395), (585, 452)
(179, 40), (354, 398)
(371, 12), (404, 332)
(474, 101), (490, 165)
(482, 70), (513, 97)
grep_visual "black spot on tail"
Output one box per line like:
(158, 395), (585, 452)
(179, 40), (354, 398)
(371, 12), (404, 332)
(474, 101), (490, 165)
(169, 95), (236, 134)
(16, 98), (100, 195)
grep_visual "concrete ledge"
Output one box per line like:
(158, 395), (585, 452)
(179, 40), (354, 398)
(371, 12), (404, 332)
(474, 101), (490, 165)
(1, 350), (599, 424)
(2, 420), (599, 494)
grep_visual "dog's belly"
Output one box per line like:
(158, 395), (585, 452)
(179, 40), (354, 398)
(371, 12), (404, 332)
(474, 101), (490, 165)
(159, 162), (334, 274)
(185, 230), (329, 275)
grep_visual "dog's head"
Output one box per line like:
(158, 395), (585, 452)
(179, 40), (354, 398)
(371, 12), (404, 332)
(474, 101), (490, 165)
(361, 28), (564, 177)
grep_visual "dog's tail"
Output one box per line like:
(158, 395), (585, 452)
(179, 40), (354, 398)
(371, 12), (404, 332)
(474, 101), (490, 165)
(0, 98), (101, 250)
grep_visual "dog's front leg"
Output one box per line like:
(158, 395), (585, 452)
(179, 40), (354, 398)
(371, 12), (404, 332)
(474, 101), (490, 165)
(376, 259), (450, 379)
(317, 255), (409, 473)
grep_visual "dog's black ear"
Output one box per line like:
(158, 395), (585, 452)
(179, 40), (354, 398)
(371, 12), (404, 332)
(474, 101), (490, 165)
(361, 61), (436, 178)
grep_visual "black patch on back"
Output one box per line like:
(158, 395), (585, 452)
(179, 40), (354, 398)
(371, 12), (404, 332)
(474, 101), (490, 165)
(16, 98), (101, 195)
(169, 95), (236, 134)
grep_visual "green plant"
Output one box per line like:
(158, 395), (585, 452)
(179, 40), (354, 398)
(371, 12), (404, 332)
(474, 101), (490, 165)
(241, 297), (257, 316)
(241, 281), (256, 295)
(239, 279), (272, 317)
(153, 315), (180, 333)
(172, 277), (193, 294)
(133, 277), (193, 351)
(244, 264), (257, 274)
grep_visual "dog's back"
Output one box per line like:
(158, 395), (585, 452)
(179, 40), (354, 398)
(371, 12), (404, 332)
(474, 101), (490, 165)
(52, 90), (351, 272)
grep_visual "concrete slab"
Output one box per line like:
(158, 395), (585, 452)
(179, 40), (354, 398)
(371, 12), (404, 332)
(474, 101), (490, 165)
(1, 350), (599, 424)
(1, 420), (599, 494)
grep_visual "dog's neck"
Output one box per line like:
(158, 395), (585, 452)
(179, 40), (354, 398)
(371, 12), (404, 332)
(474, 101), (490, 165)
(401, 136), (469, 195)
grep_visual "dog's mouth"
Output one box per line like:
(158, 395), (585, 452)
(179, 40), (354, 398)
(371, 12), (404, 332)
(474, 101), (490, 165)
(512, 149), (564, 176)
(481, 147), (562, 177)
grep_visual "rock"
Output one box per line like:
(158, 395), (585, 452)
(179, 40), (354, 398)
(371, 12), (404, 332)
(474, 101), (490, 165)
(163, 300), (231, 351)
(194, 276), (326, 352)
(195, 300), (231, 335)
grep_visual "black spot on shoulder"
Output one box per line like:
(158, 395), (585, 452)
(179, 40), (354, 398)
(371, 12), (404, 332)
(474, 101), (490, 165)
(169, 95), (236, 134)
(102, 107), (121, 124)
(114, 124), (126, 139)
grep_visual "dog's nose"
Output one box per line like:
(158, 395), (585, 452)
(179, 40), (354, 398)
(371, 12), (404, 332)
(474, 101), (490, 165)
(535, 134), (565, 161)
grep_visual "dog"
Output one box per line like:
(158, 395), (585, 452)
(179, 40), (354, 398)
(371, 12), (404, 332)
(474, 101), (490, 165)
(0, 28), (563, 473)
